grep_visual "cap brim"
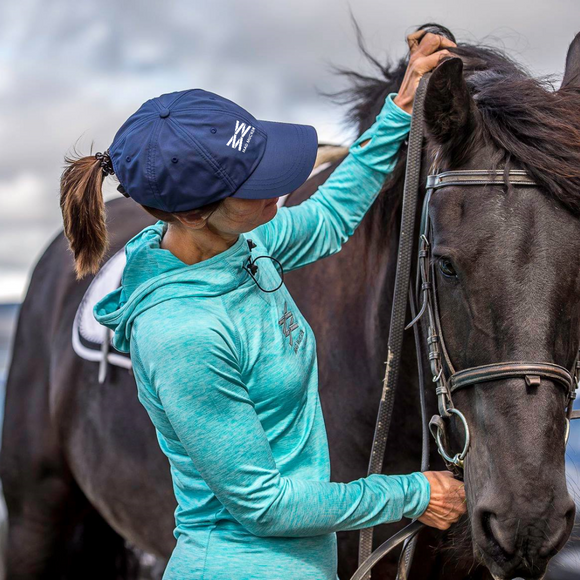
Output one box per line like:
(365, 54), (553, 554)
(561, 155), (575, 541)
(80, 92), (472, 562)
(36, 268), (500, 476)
(231, 120), (318, 200)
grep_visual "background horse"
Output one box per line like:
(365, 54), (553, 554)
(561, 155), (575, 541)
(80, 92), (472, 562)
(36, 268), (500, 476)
(2, 22), (580, 580)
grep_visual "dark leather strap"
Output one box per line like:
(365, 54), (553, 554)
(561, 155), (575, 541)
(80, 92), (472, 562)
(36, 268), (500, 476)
(426, 169), (537, 189)
(450, 362), (574, 394)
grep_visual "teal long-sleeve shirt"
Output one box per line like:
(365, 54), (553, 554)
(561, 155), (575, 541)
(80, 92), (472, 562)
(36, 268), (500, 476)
(94, 92), (430, 580)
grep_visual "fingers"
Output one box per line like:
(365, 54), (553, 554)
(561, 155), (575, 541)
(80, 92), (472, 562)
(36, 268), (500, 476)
(418, 471), (467, 530)
(393, 32), (457, 114)
(407, 30), (456, 57)
(406, 29), (428, 52)
(413, 49), (455, 74)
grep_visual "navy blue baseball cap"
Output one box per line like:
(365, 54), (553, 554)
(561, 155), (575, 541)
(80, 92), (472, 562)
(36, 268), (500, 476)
(108, 88), (318, 212)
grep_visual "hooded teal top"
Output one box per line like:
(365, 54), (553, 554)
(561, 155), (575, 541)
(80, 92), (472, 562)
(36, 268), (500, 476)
(94, 92), (430, 580)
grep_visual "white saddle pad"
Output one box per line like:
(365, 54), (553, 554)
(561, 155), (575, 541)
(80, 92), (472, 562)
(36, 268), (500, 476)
(72, 249), (132, 370)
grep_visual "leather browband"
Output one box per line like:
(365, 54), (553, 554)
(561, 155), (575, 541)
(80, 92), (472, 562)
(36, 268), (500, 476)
(449, 362), (574, 394)
(426, 169), (537, 190)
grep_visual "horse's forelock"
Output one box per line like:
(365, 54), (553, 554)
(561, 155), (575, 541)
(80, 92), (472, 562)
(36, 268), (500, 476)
(332, 35), (580, 217)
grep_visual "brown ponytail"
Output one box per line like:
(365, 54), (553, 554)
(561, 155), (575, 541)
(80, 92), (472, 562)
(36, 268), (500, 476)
(60, 145), (228, 279)
(59, 149), (109, 280)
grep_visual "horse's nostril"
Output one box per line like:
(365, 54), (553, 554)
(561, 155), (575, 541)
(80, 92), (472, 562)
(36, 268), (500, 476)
(484, 511), (517, 556)
(538, 504), (576, 559)
(476, 501), (575, 565)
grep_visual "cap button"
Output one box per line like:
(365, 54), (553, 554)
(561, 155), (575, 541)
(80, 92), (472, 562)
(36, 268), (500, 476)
(159, 107), (170, 119)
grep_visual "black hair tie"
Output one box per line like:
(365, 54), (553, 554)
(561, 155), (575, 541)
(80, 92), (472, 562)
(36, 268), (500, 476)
(95, 149), (115, 176)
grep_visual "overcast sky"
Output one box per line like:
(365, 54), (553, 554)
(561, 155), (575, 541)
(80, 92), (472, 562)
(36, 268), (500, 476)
(0, 0), (578, 302)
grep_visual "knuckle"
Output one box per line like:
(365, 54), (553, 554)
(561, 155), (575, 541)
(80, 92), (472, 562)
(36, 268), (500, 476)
(411, 55), (426, 67)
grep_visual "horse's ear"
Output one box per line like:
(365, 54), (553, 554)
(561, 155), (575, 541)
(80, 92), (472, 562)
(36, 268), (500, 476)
(423, 57), (478, 161)
(561, 31), (580, 90)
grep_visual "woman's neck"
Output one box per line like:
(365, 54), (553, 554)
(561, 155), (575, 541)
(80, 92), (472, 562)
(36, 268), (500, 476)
(160, 223), (239, 266)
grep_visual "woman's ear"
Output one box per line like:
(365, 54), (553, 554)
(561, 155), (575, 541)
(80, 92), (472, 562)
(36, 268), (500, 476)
(173, 210), (211, 230)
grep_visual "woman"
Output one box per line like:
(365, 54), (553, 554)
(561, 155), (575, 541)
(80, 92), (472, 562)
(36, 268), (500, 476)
(60, 30), (465, 580)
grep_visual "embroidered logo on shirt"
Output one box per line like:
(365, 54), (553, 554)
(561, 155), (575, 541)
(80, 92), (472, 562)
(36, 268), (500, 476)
(278, 302), (304, 353)
(226, 120), (255, 153)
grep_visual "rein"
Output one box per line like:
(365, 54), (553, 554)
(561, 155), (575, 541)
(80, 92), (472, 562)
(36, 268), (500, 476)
(352, 73), (580, 580)
(356, 73), (432, 578)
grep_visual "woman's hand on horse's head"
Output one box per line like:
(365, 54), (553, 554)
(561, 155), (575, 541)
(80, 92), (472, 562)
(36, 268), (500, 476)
(393, 31), (457, 115)
(418, 470), (466, 530)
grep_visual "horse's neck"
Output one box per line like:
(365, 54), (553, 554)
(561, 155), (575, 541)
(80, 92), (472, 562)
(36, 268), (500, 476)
(285, 163), (410, 369)
(357, 194), (407, 359)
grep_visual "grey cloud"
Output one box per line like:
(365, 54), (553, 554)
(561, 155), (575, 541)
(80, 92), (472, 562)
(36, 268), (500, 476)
(0, 0), (577, 301)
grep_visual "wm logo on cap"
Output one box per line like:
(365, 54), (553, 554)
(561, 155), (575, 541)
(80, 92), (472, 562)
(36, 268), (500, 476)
(227, 120), (253, 152)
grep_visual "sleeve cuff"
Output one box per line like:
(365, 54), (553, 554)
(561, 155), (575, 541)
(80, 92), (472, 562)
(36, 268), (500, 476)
(347, 92), (412, 174)
(361, 92), (412, 130)
(382, 92), (412, 122)
(401, 472), (431, 519)
(350, 92), (411, 152)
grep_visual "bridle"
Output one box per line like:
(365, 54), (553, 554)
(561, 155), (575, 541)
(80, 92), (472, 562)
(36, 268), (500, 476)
(409, 168), (580, 471)
(352, 73), (580, 580)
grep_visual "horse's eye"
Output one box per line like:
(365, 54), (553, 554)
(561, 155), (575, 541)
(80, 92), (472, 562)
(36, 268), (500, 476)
(438, 257), (457, 278)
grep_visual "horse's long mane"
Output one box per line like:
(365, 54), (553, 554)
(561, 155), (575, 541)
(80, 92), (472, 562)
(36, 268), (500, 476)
(330, 22), (580, 217)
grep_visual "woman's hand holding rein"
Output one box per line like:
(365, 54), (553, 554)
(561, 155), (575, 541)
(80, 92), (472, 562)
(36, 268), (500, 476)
(393, 31), (457, 115)
(418, 471), (466, 530)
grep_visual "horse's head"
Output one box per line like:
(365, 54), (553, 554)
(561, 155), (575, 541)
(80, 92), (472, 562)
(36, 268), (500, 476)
(422, 36), (580, 579)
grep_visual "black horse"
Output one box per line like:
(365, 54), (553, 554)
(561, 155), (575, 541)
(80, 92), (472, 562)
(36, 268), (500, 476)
(3, 23), (580, 580)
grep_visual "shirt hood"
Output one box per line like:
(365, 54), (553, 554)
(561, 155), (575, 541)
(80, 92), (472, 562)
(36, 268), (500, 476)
(93, 220), (252, 353)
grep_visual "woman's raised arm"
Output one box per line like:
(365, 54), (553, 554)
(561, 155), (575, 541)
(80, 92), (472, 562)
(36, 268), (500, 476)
(252, 32), (455, 273)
